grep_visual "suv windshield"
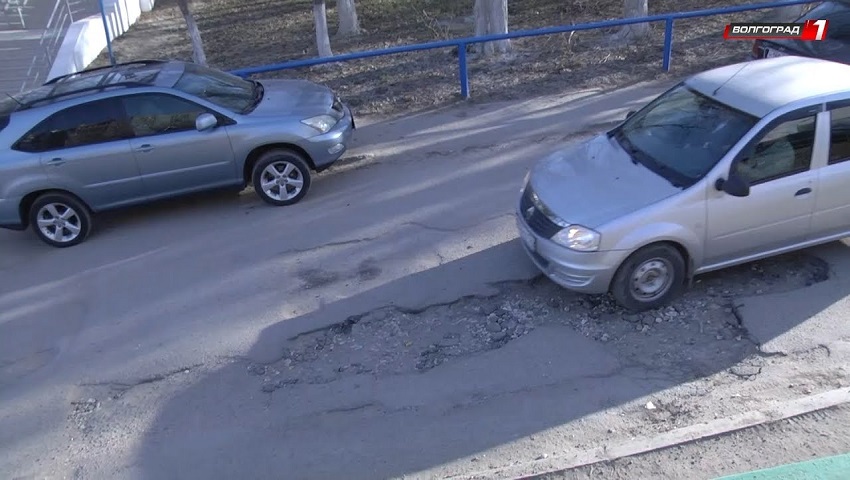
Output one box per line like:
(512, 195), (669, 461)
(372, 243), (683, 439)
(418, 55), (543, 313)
(611, 83), (758, 188)
(173, 63), (260, 114)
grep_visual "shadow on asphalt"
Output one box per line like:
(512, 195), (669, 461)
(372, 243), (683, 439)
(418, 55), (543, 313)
(3, 79), (849, 479)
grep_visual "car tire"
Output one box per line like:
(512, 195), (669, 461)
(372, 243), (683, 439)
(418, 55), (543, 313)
(610, 243), (686, 312)
(29, 192), (92, 248)
(251, 150), (312, 206)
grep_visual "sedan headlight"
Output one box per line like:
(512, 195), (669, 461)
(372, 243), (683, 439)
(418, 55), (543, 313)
(301, 114), (338, 134)
(551, 225), (601, 252)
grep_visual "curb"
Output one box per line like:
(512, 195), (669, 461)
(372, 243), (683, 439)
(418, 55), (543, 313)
(447, 388), (850, 480)
(715, 452), (850, 479)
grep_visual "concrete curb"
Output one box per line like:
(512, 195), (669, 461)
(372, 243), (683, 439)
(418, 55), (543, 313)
(448, 388), (850, 479)
(715, 452), (850, 479)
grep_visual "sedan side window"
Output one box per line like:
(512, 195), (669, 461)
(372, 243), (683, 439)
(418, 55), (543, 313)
(15, 99), (130, 152)
(733, 115), (816, 185)
(828, 105), (850, 164)
(122, 94), (208, 138)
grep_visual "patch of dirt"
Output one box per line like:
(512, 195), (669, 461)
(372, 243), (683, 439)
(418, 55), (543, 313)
(91, 0), (808, 116)
(252, 251), (830, 393)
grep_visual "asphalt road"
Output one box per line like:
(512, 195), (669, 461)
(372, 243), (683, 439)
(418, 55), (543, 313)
(3, 80), (850, 480)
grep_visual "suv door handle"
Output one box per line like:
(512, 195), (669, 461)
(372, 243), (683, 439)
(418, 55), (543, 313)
(135, 144), (154, 153)
(795, 187), (812, 196)
(46, 157), (65, 166)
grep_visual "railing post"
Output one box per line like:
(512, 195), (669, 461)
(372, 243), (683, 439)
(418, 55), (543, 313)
(66, 0), (74, 23)
(662, 17), (674, 71)
(98, 0), (115, 65)
(458, 42), (470, 99)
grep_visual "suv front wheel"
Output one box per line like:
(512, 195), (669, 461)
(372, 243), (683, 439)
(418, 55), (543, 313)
(251, 149), (312, 206)
(29, 192), (92, 248)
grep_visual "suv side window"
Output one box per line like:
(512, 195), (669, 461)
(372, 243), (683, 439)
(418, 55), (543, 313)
(828, 105), (850, 164)
(15, 98), (130, 152)
(733, 115), (816, 185)
(121, 94), (210, 137)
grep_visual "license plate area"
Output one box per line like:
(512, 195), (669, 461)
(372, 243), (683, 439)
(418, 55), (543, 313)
(766, 48), (787, 58)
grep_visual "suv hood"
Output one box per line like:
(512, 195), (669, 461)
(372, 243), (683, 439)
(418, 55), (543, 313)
(528, 133), (682, 228)
(249, 79), (335, 117)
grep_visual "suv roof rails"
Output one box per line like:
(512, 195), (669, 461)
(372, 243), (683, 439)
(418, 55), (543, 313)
(19, 81), (149, 111)
(43, 59), (168, 85)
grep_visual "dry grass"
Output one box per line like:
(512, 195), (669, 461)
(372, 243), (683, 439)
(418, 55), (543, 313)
(92, 0), (790, 115)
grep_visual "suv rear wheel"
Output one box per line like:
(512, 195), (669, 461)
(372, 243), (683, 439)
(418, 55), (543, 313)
(29, 192), (92, 248)
(251, 149), (312, 206)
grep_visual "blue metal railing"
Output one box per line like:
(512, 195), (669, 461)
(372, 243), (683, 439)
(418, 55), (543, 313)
(228, 0), (820, 99)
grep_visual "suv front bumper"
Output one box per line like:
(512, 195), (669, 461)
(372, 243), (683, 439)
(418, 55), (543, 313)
(305, 105), (356, 172)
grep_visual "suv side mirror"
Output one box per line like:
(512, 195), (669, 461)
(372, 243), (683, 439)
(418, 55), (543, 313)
(195, 113), (218, 132)
(626, 110), (637, 120)
(715, 171), (750, 197)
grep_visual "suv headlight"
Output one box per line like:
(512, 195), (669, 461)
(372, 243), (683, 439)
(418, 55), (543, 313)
(301, 114), (338, 134)
(551, 225), (601, 252)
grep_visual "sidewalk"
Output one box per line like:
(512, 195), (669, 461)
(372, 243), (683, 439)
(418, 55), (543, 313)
(716, 453), (850, 480)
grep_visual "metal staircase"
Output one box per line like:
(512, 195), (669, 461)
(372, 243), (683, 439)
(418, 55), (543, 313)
(0, 0), (99, 94)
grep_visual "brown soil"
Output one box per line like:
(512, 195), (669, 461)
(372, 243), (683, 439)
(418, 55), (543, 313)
(92, 0), (797, 115)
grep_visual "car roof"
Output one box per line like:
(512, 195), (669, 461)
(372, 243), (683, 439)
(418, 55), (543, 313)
(0, 60), (187, 116)
(685, 56), (850, 118)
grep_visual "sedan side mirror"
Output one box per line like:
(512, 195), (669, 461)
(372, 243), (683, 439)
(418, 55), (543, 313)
(625, 110), (637, 120)
(195, 113), (218, 132)
(715, 171), (750, 197)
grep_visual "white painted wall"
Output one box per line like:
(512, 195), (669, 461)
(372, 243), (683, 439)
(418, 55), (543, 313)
(46, 0), (155, 81)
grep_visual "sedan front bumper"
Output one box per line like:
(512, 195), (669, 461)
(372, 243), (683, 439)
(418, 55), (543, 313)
(516, 209), (627, 295)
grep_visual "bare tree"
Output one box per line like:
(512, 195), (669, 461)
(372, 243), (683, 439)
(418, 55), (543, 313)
(337, 0), (361, 36)
(176, 0), (207, 65)
(313, 0), (334, 57)
(473, 0), (511, 56)
(613, 0), (650, 43)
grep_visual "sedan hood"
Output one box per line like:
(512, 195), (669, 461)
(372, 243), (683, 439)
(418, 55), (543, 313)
(529, 134), (682, 228)
(249, 79), (335, 117)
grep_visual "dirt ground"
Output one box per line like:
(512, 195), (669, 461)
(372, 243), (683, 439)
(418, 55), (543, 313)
(91, 0), (798, 115)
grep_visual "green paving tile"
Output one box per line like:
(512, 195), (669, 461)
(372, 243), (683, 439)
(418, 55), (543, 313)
(715, 453), (850, 480)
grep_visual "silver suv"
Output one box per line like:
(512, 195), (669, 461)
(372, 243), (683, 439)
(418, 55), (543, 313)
(0, 59), (355, 247)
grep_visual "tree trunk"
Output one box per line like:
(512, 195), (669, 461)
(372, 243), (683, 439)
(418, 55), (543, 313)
(474, 0), (492, 55)
(615, 0), (650, 43)
(176, 0), (207, 65)
(489, 0), (511, 54)
(473, 0), (510, 56)
(336, 0), (360, 36)
(313, 0), (333, 57)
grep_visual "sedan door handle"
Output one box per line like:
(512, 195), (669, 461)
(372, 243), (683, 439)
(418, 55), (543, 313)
(795, 187), (812, 196)
(135, 144), (154, 153)
(45, 157), (65, 166)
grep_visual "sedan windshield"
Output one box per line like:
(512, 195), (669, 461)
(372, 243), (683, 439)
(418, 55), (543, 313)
(173, 63), (260, 114)
(611, 83), (758, 188)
